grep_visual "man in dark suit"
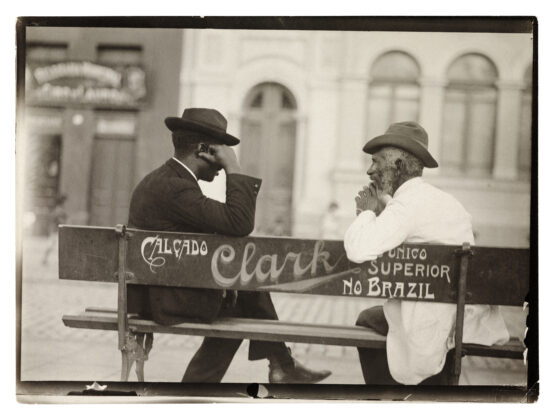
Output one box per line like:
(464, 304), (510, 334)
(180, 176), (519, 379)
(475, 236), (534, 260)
(128, 108), (331, 383)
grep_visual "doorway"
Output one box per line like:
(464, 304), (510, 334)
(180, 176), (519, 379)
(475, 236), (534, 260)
(240, 83), (297, 236)
(88, 112), (137, 226)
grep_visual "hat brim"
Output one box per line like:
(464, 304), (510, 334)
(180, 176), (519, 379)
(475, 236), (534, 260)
(164, 117), (240, 146)
(363, 134), (438, 168)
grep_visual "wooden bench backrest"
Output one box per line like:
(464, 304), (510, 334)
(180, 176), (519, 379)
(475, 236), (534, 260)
(59, 225), (529, 306)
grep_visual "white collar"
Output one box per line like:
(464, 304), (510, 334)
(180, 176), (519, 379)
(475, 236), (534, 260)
(172, 157), (198, 182)
(393, 176), (423, 198)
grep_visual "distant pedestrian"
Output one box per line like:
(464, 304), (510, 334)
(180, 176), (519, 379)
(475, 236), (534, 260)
(320, 201), (341, 240)
(42, 194), (67, 265)
(269, 216), (287, 236)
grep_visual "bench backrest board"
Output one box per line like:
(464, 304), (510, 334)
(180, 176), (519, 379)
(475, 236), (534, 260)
(59, 225), (529, 306)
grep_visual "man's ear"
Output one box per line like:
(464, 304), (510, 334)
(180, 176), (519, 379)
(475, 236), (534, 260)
(394, 158), (404, 171)
(195, 143), (209, 157)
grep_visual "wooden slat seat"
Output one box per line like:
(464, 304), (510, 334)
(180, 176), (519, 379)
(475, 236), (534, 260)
(63, 308), (525, 359)
(463, 338), (525, 359)
(62, 309), (387, 349)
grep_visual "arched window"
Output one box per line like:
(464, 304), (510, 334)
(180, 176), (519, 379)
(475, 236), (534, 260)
(441, 53), (498, 176)
(518, 64), (533, 180)
(366, 51), (421, 146)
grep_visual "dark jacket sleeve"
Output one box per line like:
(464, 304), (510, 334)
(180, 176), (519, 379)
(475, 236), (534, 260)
(168, 173), (262, 236)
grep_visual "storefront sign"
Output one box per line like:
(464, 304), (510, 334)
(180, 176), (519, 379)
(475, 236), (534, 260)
(26, 61), (147, 107)
(59, 226), (529, 305)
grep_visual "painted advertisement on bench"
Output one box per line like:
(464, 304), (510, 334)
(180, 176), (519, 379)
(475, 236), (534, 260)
(57, 226), (530, 305)
(132, 231), (460, 302)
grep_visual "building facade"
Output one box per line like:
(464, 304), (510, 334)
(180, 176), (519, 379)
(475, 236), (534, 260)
(22, 27), (183, 234)
(22, 28), (533, 248)
(178, 29), (533, 247)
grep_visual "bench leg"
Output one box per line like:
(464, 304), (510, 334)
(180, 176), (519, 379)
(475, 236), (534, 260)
(447, 350), (465, 385)
(447, 371), (460, 385)
(121, 349), (135, 382)
(134, 333), (154, 382)
(120, 332), (154, 382)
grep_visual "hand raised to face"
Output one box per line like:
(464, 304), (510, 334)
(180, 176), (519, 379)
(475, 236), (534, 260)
(355, 183), (388, 216)
(198, 144), (241, 174)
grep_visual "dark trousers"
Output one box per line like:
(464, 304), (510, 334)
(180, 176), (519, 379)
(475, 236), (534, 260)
(182, 291), (292, 382)
(356, 306), (454, 385)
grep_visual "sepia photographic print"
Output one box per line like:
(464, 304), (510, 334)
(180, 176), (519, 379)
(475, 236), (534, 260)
(15, 16), (537, 403)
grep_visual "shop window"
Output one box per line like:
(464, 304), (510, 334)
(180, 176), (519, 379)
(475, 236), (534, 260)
(23, 108), (64, 236)
(25, 132), (62, 236)
(441, 53), (498, 177)
(366, 51), (421, 152)
(518, 64), (533, 180)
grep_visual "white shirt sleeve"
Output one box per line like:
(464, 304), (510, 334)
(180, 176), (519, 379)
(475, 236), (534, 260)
(343, 199), (413, 263)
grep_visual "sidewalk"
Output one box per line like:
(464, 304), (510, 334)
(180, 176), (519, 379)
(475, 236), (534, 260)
(19, 236), (528, 385)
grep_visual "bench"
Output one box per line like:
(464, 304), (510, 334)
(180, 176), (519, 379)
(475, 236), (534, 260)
(59, 224), (529, 385)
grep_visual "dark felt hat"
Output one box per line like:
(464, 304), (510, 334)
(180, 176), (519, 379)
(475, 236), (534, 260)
(363, 121), (438, 168)
(164, 108), (240, 146)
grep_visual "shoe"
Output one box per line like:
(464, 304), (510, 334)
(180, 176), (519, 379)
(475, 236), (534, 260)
(268, 358), (332, 384)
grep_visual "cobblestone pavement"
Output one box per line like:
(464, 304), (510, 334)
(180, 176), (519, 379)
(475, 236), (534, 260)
(19, 237), (528, 385)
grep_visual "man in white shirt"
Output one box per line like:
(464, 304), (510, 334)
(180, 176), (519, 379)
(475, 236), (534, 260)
(344, 121), (509, 385)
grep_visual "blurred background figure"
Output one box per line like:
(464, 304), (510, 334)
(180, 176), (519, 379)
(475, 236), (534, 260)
(42, 194), (67, 265)
(320, 201), (342, 240)
(269, 216), (287, 236)
(22, 211), (37, 234)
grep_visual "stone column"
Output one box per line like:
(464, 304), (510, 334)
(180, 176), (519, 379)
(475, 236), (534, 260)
(291, 114), (308, 237)
(331, 77), (369, 228)
(493, 81), (524, 180)
(292, 113), (308, 205)
(419, 77), (446, 173)
(178, 29), (197, 111)
(335, 76), (368, 173)
(227, 112), (241, 147)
